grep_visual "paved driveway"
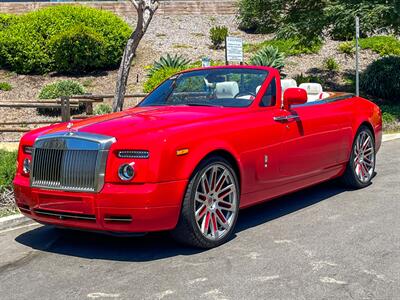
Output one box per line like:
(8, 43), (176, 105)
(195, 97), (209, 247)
(1, 140), (399, 300)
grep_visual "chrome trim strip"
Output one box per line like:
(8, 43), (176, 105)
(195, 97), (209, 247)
(104, 216), (133, 223)
(34, 209), (96, 221)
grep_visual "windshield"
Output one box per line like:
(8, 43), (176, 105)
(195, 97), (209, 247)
(139, 68), (269, 108)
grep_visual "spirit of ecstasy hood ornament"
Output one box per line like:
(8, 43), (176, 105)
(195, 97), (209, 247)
(66, 123), (74, 134)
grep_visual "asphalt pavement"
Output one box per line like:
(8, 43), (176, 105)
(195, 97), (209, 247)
(0, 140), (399, 300)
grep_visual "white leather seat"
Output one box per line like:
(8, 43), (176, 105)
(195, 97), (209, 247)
(215, 81), (240, 99)
(299, 83), (323, 102)
(281, 79), (298, 93)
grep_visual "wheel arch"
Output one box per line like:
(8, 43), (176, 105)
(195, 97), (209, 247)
(186, 148), (242, 192)
(358, 121), (375, 140)
(200, 149), (241, 189)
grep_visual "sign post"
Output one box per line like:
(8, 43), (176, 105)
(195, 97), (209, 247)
(355, 16), (360, 96)
(225, 37), (243, 65)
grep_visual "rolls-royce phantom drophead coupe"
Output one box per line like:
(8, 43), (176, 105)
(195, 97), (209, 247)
(14, 66), (382, 248)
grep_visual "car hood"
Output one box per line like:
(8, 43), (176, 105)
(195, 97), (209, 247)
(38, 106), (240, 140)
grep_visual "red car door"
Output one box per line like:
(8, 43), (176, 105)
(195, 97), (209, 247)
(239, 77), (291, 206)
(278, 99), (353, 181)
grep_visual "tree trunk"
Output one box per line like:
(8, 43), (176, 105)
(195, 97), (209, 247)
(112, 31), (144, 112)
(113, 0), (159, 112)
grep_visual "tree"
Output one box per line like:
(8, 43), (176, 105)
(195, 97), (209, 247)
(238, 0), (400, 42)
(113, 0), (159, 112)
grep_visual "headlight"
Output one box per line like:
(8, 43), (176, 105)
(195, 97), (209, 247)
(118, 163), (135, 181)
(23, 158), (31, 174)
(117, 150), (149, 159)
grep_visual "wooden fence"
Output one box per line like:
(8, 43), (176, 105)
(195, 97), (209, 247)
(0, 93), (147, 133)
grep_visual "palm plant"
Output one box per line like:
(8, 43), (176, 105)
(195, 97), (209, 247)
(148, 54), (191, 76)
(249, 46), (285, 71)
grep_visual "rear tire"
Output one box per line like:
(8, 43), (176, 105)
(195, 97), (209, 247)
(171, 156), (240, 249)
(341, 126), (376, 189)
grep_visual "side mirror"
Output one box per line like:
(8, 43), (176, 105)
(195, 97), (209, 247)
(283, 88), (307, 110)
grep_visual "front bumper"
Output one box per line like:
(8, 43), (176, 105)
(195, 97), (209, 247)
(13, 176), (188, 233)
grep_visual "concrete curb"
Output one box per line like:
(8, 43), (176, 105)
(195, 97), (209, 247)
(0, 213), (32, 231)
(1, 133), (400, 231)
(382, 133), (400, 143)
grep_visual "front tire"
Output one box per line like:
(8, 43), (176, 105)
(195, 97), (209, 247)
(171, 156), (240, 249)
(341, 126), (376, 189)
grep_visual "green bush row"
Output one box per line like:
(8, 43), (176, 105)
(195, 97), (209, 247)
(0, 6), (131, 74)
(339, 36), (400, 56)
(359, 36), (400, 56)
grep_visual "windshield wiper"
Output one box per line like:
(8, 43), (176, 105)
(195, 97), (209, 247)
(182, 103), (223, 107)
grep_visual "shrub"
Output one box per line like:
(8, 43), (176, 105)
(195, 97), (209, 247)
(244, 39), (322, 56)
(39, 80), (85, 100)
(148, 54), (191, 77)
(249, 46), (285, 71)
(361, 56), (400, 103)
(143, 67), (184, 93)
(0, 13), (17, 30)
(359, 36), (400, 56)
(381, 104), (400, 124)
(94, 103), (112, 115)
(338, 42), (355, 56)
(49, 25), (105, 74)
(323, 57), (339, 72)
(210, 26), (228, 49)
(0, 82), (12, 91)
(0, 5), (131, 74)
(294, 74), (324, 85)
(0, 150), (17, 192)
(38, 80), (86, 115)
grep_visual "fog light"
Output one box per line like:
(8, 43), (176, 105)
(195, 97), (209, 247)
(118, 163), (135, 181)
(23, 158), (31, 174)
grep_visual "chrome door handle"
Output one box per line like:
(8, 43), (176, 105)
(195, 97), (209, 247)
(273, 115), (299, 122)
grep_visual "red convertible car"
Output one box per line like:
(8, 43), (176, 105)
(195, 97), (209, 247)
(13, 66), (382, 248)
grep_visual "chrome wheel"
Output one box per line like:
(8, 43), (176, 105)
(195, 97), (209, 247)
(194, 164), (238, 241)
(353, 131), (375, 183)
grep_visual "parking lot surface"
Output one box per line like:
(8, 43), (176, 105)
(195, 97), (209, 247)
(0, 140), (399, 300)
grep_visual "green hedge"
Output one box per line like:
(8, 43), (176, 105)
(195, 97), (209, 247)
(0, 5), (131, 74)
(0, 13), (17, 30)
(49, 25), (105, 73)
(0, 150), (17, 192)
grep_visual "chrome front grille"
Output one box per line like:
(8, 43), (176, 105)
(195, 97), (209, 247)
(32, 149), (99, 192)
(31, 132), (115, 193)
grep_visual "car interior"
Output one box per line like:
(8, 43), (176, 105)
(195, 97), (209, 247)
(212, 79), (332, 105)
